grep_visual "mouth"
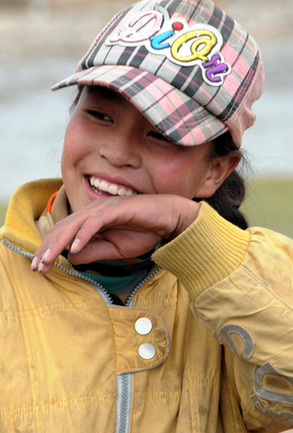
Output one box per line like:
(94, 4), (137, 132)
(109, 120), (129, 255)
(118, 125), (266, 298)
(88, 176), (137, 197)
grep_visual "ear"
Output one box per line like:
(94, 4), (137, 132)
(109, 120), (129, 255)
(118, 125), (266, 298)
(195, 155), (241, 198)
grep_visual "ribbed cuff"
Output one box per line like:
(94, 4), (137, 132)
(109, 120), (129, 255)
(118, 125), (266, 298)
(152, 202), (250, 299)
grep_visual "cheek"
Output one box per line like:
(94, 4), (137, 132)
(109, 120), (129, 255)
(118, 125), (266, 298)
(147, 152), (211, 198)
(61, 119), (86, 171)
(61, 129), (73, 177)
(147, 156), (196, 196)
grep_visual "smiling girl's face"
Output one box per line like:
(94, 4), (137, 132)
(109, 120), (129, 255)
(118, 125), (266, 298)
(61, 86), (220, 214)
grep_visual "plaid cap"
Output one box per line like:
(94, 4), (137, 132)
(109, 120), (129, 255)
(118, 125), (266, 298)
(52, 0), (264, 147)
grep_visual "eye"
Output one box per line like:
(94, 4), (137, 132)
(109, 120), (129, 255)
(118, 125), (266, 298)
(147, 130), (171, 143)
(87, 110), (113, 123)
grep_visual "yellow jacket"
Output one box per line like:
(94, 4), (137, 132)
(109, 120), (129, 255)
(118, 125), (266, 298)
(1, 179), (293, 433)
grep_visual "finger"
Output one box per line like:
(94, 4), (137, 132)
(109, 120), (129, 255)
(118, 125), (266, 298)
(69, 194), (166, 254)
(32, 215), (88, 273)
(32, 198), (119, 272)
(31, 199), (117, 273)
(68, 230), (161, 264)
(68, 239), (123, 264)
(67, 205), (133, 255)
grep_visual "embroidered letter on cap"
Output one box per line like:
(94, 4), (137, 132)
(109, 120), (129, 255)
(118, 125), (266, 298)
(107, 7), (231, 87)
(109, 11), (164, 44)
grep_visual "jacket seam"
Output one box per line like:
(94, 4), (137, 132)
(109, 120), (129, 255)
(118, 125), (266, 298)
(18, 311), (44, 432)
(240, 265), (293, 310)
(0, 392), (118, 420)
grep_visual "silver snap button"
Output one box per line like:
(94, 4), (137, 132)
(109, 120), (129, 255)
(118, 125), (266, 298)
(138, 343), (156, 360)
(135, 317), (152, 336)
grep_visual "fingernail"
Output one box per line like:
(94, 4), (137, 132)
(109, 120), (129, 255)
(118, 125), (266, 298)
(71, 239), (80, 253)
(41, 249), (51, 263)
(38, 262), (44, 273)
(31, 256), (38, 271)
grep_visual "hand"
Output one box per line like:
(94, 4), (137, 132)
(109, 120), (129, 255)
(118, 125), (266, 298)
(31, 194), (200, 274)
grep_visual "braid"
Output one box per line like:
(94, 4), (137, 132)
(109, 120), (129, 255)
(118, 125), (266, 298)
(196, 132), (249, 229)
(204, 170), (248, 229)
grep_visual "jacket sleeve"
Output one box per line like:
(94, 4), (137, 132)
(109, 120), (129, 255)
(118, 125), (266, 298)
(152, 201), (293, 431)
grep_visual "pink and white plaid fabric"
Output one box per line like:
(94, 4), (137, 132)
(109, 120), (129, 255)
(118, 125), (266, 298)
(52, 0), (264, 147)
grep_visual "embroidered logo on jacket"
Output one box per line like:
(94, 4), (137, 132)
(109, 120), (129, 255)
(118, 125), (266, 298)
(107, 8), (231, 87)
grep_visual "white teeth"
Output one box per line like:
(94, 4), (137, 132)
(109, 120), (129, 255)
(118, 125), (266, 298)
(89, 176), (136, 197)
(93, 178), (100, 189)
(118, 188), (127, 196)
(108, 184), (118, 195)
(99, 180), (109, 192)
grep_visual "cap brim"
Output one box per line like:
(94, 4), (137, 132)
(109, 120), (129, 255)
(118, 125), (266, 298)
(52, 65), (227, 146)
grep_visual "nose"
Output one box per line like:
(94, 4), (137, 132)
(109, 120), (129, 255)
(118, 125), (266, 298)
(98, 130), (142, 169)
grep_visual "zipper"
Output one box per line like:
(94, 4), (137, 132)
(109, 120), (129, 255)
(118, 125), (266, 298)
(116, 266), (161, 433)
(2, 239), (161, 433)
(1, 239), (114, 305)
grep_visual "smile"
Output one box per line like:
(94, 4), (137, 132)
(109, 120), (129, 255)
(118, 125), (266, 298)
(89, 176), (137, 197)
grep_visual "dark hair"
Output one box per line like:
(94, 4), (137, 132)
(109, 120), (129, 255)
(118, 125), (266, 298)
(196, 132), (248, 229)
(70, 86), (84, 115)
(70, 87), (248, 229)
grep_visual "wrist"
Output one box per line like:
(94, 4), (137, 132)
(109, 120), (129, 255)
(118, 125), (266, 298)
(172, 198), (201, 238)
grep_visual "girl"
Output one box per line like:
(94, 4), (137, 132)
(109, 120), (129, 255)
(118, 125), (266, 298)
(1, 0), (293, 432)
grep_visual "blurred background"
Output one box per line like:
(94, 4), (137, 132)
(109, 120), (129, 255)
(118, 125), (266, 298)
(0, 0), (293, 235)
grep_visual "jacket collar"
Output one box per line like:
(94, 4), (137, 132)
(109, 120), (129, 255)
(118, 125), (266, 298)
(0, 179), (63, 254)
